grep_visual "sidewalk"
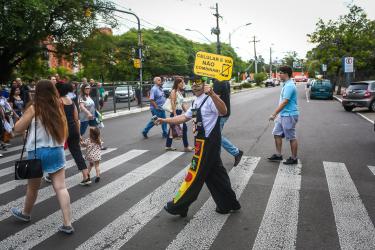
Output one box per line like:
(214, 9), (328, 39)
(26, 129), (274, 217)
(102, 87), (259, 120)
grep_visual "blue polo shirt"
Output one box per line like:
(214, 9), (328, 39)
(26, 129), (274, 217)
(279, 79), (299, 117)
(149, 84), (166, 110)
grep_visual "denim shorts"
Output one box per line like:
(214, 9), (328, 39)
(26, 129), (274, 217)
(272, 115), (299, 140)
(27, 147), (65, 174)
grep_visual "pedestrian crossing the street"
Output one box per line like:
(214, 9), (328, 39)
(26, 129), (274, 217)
(0, 144), (374, 249)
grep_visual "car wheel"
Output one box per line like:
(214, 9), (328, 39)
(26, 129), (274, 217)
(344, 106), (354, 112)
(369, 101), (375, 112)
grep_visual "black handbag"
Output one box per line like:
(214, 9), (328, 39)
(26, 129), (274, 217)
(15, 119), (43, 180)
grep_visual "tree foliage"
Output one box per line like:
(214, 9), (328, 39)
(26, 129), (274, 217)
(0, 0), (116, 83)
(306, 5), (375, 81)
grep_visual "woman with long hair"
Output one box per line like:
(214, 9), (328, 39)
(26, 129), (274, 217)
(79, 83), (96, 136)
(11, 80), (74, 234)
(9, 85), (24, 117)
(56, 82), (91, 185)
(165, 78), (193, 152)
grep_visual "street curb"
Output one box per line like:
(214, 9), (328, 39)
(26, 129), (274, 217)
(102, 87), (259, 120)
(333, 95), (342, 103)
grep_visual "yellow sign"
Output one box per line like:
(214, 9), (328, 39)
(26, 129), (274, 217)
(193, 51), (233, 81)
(133, 59), (141, 69)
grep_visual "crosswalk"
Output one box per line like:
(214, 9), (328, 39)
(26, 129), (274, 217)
(0, 144), (374, 249)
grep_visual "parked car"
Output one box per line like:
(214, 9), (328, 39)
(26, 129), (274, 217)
(309, 79), (333, 100)
(264, 78), (275, 87)
(295, 75), (308, 82)
(162, 80), (174, 98)
(114, 86), (135, 102)
(342, 80), (375, 112)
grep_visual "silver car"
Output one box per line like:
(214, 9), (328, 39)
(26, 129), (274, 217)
(114, 86), (135, 102)
(342, 80), (375, 112)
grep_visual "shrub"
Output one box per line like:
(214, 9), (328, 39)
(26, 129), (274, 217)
(254, 72), (267, 85)
(241, 82), (253, 88)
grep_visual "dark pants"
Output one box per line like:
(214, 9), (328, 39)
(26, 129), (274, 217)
(67, 129), (87, 171)
(169, 123), (239, 212)
(166, 109), (189, 147)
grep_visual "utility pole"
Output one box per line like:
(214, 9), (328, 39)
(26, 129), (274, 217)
(269, 47), (272, 78)
(249, 36), (260, 73)
(211, 3), (221, 54)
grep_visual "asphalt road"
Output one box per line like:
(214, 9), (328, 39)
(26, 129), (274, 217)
(1, 84), (375, 249)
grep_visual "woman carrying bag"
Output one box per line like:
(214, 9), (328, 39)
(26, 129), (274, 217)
(11, 80), (74, 234)
(165, 78), (193, 152)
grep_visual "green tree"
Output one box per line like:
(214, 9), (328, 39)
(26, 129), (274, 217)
(0, 0), (116, 83)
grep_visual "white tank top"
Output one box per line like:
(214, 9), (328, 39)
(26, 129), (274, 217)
(26, 118), (63, 151)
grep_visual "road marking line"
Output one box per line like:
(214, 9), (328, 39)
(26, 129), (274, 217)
(0, 151), (183, 249)
(368, 166), (375, 176)
(323, 161), (375, 249)
(0, 149), (74, 177)
(0, 149), (147, 222)
(252, 161), (302, 250)
(305, 90), (310, 103)
(0, 148), (116, 195)
(166, 156), (261, 250)
(356, 112), (374, 124)
(76, 165), (189, 250)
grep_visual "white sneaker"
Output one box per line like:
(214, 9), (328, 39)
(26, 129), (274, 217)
(43, 175), (52, 183)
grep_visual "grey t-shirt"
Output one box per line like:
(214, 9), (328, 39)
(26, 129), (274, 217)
(79, 96), (96, 121)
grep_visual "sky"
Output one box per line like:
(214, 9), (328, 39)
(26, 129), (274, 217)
(110, 0), (375, 62)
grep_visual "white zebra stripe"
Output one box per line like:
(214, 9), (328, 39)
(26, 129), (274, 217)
(368, 166), (375, 176)
(0, 148), (116, 195)
(252, 161), (302, 250)
(324, 161), (375, 250)
(76, 165), (189, 250)
(167, 156), (261, 250)
(0, 151), (183, 249)
(0, 149), (146, 222)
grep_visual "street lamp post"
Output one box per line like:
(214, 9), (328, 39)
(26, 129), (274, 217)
(85, 5), (144, 106)
(229, 22), (251, 46)
(185, 29), (212, 43)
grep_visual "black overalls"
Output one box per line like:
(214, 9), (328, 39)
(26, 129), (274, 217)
(165, 96), (240, 216)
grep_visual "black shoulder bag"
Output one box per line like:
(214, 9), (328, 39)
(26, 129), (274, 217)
(15, 119), (43, 180)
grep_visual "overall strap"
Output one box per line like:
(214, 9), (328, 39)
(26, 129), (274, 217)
(198, 96), (210, 110)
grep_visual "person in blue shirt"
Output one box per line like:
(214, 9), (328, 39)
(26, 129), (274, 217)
(268, 65), (299, 165)
(142, 77), (168, 138)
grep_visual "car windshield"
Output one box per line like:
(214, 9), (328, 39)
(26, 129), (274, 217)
(348, 83), (368, 90)
(313, 80), (331, 87)
(163, 81), (173, 88)
(116, 86), (132, 91)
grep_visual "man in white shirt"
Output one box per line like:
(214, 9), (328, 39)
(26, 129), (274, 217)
(156, 81), (241, 217)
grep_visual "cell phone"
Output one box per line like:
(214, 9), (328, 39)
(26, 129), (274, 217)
(151, 115), (158, 122)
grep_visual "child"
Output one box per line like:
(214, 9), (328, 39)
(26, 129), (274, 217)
(81, 127), (102, 183)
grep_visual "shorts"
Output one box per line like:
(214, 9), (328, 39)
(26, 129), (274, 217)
(27, 147), (65, 174)
(272, 115), (299, 141)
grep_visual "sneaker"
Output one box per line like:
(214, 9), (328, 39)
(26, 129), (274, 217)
(43, 175), (52, 183)
(184, 146), (194, 152)
(142, 132), (148, 139)
(79, 178), (91, 186)
(95, 176), (100, 183)
(267, 154), (283, 162)
(10, 208), (31, 222)
(234, 150), (243, 167)
(165, 147), (177, 151)
(215, 203), (241, 215)
(58, 225), (74, 234)
(163, 202), (188, 217)
(283, 157), (298, 165)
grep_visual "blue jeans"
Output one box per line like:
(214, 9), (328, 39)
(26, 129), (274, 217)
(143, 109), (168, 137)
(166, 109), (189, 147)
(219, 117), (239, 156)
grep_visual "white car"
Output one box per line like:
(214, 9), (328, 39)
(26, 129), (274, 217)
(115, 86), (135, 102)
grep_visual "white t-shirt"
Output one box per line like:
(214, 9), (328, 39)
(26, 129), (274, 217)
(26, 118), (63, 151)
(185, 94), (219, 137)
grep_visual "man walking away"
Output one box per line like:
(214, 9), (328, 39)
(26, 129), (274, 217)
(268, 65), (299, 165)
(213, 79), (243, 166)
(142, 77), (168, 138)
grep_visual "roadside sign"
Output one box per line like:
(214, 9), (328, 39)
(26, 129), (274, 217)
(133, 59), (141, 69)
(343, 57), (354, 73)
(322, 64), (327, 72)
(193, 51), (233, 81)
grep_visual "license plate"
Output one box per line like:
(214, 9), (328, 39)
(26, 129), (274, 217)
(319, 89), (325, 91)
